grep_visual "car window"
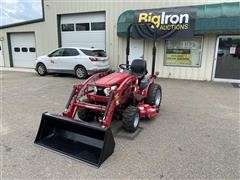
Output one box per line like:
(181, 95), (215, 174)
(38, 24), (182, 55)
(63, 48), (79, 56)
(49, 49), (64, 57)
(80, 49), (107, 57)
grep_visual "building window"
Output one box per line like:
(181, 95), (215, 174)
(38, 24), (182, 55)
(91, 22), (105, 30)
(164, 37), (203, 67)
(29, 47), (36, 52)
(22, 47), (28, 52)
(62, 24), (74, 31)
(76, 23), (89, 31)
(14, 47), (20, 52)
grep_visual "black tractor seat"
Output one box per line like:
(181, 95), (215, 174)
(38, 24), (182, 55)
(130, 59), (148, 80)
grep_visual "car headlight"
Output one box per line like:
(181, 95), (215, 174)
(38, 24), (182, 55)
(104, 85), (118, 96)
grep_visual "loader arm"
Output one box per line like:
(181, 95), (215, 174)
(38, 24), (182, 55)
(63, 71), (110, 118)
(102, 92), (116, 127)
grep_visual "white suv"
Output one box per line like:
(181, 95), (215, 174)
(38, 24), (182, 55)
(35, 47), (109, 79)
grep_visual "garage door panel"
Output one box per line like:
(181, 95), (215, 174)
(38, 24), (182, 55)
(62, 31), (105, 49)
(61, 12), (105, 24)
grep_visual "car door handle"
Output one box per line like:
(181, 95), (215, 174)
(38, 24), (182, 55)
(50, 60), (54, 63)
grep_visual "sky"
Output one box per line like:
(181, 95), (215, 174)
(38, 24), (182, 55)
(0, 0), (43, 26)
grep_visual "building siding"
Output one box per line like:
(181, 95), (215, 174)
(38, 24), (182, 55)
(0, 0), (232, 80)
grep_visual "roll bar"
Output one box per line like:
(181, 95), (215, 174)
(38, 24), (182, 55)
(126, 22), (158, 76)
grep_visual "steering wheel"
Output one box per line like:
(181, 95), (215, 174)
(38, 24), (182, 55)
(119, 64), (131, 70)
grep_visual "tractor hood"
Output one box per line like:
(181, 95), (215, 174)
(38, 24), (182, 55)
(95, 72), (130, 86)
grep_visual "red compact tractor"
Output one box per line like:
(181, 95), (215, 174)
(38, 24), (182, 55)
(34, 23), (162, 167)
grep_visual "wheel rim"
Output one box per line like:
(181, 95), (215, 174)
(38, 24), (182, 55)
(76, 68), (84, 78)
(38, 65), (45, 75)
(133, 113), (140, 128)
(155, 89), (161, 106)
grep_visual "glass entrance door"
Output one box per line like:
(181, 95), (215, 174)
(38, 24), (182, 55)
(213, 36), (240, 83)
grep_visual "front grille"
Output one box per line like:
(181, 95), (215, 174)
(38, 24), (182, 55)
(96, 86), (105, 96)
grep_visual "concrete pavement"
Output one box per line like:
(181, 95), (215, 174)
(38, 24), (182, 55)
(1, 71), (239, 179)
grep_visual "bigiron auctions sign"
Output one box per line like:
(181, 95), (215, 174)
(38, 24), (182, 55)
(132, 6), (196, 39)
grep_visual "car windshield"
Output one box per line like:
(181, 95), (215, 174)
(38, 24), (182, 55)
(80, 49), (106, 57)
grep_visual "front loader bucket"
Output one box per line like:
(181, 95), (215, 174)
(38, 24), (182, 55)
(34, 112), (115, 167)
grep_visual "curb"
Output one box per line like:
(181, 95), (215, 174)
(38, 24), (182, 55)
(0, 67), (35, 73)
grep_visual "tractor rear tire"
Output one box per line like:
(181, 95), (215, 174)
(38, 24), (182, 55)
(145, 83), (162, 110)
(122, 106), (140, 132)
(77, 108), (95, 122)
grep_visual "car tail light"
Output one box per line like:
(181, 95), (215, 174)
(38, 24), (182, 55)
(89, 56), (98, 61)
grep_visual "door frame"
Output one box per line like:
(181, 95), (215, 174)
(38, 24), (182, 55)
(0, 41), (4, 66)
(212, 35), (240, 83)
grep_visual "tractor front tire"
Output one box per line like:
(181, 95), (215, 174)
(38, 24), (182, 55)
(77, 108), (95, 122)
(145, 83), (162, 110)
(122, 106), (140, 132)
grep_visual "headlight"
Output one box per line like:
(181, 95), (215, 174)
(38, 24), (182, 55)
(111, 85), (118, 91)
(94, 86), (97, 93)
(104, 85), (118, 96)
(104, 87), (111, 96)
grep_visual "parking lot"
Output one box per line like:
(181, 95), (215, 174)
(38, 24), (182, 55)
(1, 71), (239, 179)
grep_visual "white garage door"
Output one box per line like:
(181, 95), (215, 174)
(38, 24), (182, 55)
(0, 41), (4, 66)
(61, 12), (106, 50)
(10, 33), (36, 68)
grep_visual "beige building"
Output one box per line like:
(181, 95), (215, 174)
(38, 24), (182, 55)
(0, 0), (239, 82)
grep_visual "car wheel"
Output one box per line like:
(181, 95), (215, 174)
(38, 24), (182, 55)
(74, 66), (87, 79)
(36, 63), (47, 76)
(145, 83), (162, 111)
(122, 106), (140, 132)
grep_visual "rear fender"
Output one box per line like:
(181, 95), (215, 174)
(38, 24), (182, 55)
(141, 77), (155, 97)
